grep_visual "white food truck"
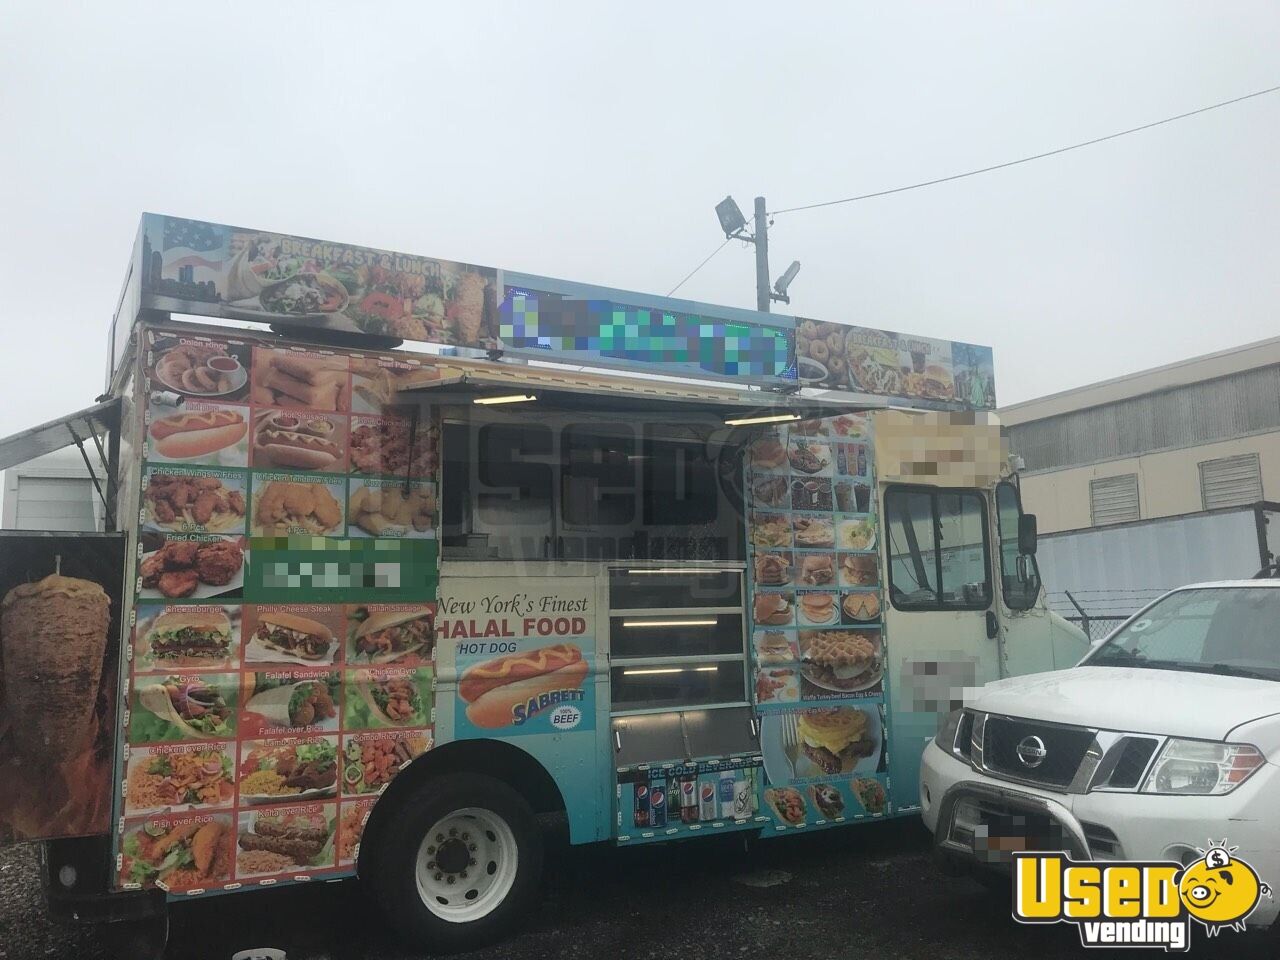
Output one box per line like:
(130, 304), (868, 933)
(0, 214), (1086, 956)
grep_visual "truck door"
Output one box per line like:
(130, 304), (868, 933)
(881, 484), (998, 811)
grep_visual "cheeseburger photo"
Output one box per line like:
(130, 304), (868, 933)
(459, 643), (588, 729)
(796, 707), (877, 775)
(143, 608), (233, 666)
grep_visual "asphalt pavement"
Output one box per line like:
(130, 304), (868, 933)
(1, 821), (1274, 959)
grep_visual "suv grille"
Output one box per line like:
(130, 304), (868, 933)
(983, 716), (1094, 788)
(1107, 737), (1158, 789)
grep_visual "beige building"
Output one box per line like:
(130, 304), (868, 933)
(1000, 335), (1280, 535)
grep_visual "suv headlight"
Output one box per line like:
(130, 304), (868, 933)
(1142, 739), (1265, 795)
(934, 708), (964, 752)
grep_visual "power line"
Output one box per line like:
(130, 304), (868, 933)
(664, 83), (1280, 297)
(770, 83), (1280, 215)
(666, 236), (732, 297)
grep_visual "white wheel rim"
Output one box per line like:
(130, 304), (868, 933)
(414, 807), (519, 923)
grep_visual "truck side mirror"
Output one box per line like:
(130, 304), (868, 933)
(1018, 513), (1038, 555)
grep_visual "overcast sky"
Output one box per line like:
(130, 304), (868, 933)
(1, 1), (1277, 439)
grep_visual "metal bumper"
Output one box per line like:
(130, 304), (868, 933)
(932, 779), (1091, 871)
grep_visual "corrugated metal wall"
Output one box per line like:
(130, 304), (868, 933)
(1037, 506), (1265, 617)
(11, 476), (97, 530)
(1009, 365), (1280, 471)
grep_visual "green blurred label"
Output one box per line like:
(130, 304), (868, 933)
(246, 536), (438, 603)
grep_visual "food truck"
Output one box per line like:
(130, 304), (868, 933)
(0, 215), (1088, 955)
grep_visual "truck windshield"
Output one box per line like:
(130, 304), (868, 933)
(1086, 587), (1280, 682)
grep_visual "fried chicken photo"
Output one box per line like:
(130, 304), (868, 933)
(195, 540), (244, 585)
(140, 537), (245, 597)
(145, 474), (246, 532)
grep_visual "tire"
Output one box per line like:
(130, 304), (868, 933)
(367, 772), (544, 953)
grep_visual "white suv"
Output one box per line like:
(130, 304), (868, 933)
(920, 579), (1280, 930)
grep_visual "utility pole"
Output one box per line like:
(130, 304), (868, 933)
(753, 196), (770, 313)
(713, 194), (798, 313)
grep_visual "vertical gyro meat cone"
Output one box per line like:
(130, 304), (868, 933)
(1, 574), (110, 761)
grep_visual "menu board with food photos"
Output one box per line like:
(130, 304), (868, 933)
(794, 319), (996, 409)
(130, 215), (996, 405)
(113, 324), (441, 897)
(744, 414), (891, 831)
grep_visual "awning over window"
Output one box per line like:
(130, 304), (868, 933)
(395, 359), (883, 423)
(0, 398), (121, 472)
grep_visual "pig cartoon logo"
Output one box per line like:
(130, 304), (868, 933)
(1178, 843), (1272, 936)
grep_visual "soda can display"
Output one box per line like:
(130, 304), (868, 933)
(718, 770), (736, 819)
(699, 779), (717, 821)
(649, 780), (667, 828)
(679, 778), (699, 823)
(733, 777), (752, 820)
(633, 782), (650, 828)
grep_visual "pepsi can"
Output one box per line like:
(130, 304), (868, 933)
(699, 779), (718, 821)
(633, 783), (650, 828)
(679, 778), (698, 823)
(649, 780), (667, 828)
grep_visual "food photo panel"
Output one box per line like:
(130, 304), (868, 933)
(348, 410), (439, 479)
(249, 473), (346, 536)
(343, 604), (435, 666)
(235, 802), (338, 879)
(237, 736), (341, 806)
(123, 741), (236, 816)
(132, 602), (241, 674)
(118, 812), (235, 892)
(249, 409), (348, 473)
(146, 399), (250, 469)
(343, 666), (433, 730)
(241, 605), (345, 667)
(798, 628), (884, 699)
(760, 705), (883, 784)
(250, 347), (351, 413)
(137, 533), (246, 601)
(239, 670), (342, 739)
(340, 729), (433, 797)
(142, 466), (247, 536)
(128, 672), (239, 744)
(148, 333), (252, 402)
(787, 437), (833, 477)
(348, 479), (437, 538)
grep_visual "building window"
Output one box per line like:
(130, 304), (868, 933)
(1089, 474), (1139, 526)
(1199, 453), (1263, 510)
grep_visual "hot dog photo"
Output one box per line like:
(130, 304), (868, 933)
(146, 400), (249, 468)
(250, 409), (348, 472)
(458, 643), (589, 731)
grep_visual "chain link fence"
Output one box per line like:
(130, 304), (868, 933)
(1064, 615), (1128, 643)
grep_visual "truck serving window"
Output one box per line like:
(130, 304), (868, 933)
(608, 567), (748, 712)
(995, 481), (1040, 611)
(885, 486), (992, 611)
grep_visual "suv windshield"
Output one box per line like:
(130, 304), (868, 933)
(1086, 587), (1280, 682)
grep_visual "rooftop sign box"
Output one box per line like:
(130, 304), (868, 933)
(115, 214), (994, 410)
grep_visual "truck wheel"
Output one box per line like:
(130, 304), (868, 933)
(368, 772), (543, 953)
